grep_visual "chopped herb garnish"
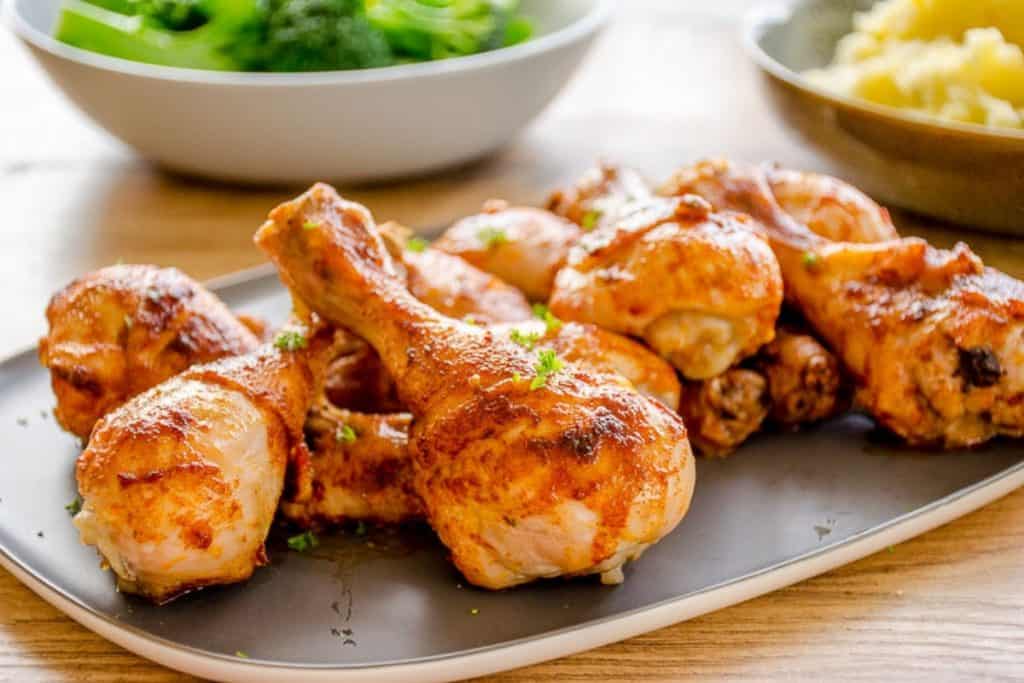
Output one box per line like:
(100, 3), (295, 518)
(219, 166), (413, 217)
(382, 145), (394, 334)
(274, 330), (308, 352)
(302, 220), (320, 231)
(235, 651), (249, 659)
(406, 236), (429, 253)
(15, 417), (27, 427)
(336, 424), (357, 444)
(354, 520), (368, 536)
(581, 209), (602, 231)
(509, 328), (542, 351)
(464, 315), (478, 326)
(65, 497), (82, 516)
(887, 546), (895, 553)
(531, 303), (563, 333)
(469, 608), (480, 616)
(476, 226), (508, 249)
(801, 252), (820, 270)
(512, 371), (522, 383)
(530, 348), (564, 390)
(287, 530), (318, 552)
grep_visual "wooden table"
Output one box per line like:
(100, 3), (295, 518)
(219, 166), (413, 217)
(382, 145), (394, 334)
(2, 1), (1023, 680)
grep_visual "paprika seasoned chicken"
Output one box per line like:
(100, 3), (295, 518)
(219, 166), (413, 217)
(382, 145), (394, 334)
(550, 195), (784, 380)
(679, 326), (845, 456)
(283, 403), (421, 527)
(74, 321), (340, 603)
(433, 200), (583, 302)
(660, 159), (899, 244)
(287, 319), (682, 528)
(683, 161), (1024, 448)
(39, 265), (262, 440)
(679, 369), (769, 457)
(256, 183), (696, 588)
(755, 325), (845, 427)
(547, 162), (654, 232)
(382, 221), (534, 325)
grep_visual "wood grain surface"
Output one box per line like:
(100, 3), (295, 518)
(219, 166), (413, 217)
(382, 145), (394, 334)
(2, 1), (1023, 680)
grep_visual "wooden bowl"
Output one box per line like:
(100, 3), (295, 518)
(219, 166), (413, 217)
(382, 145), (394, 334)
(743, 0), (1024, 235)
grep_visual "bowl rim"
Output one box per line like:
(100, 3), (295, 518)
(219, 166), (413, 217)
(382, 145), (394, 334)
(4, 0), (616, 87)
(741, 0), (1024, 143)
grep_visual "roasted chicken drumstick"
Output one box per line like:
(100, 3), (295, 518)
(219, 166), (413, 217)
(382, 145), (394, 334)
(257, 184), (696, 588)
(678, 161), (1024, 448)
(74, 321), (339, 602)
(549, 195), (783, 380)
(40, 265), (262, 440)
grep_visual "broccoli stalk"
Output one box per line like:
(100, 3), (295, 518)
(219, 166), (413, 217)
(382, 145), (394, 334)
(55, 0), (263, 71)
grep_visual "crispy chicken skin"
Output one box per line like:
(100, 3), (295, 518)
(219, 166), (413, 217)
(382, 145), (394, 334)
(660, 160), (899, 244)
(549, 196), (784, 380)
(687, 161), (1024, 448)
(679, 369), (770, 457)
(433, 200), (583, 302)
(74, 322), (339, 603)
(256, 184), (696, 588)
(380, 221), (533, 325)
(755, 325), (845, 427)
(547, 162), (654, 232)
(288, 321), (681, 528)
(492, 320), (681, 410)
(39, 265), (261, 440)
(282, 404), (421, 526)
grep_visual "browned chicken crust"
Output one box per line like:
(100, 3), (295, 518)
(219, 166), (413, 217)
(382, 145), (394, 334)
(660, 160), (900, 244)
(679, 369), (770, 457)
(380, 221), (533, 325)
(550, 195), (783, 380)
(40, 265), (261, 440)
(755, 325), (846, 427)
(547, 162), (654, 231)
(256, 183), (695, 589)
(282, 404), (421, 526)
(679, 160), (1024, 448)
(433, 200), (583, 302)
(75, 322), (340, 603)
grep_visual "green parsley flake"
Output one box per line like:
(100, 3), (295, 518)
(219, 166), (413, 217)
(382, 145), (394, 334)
(274, 330), (308, 352)
(469, 608), (480, 616)
(65, 497), (82, 516)
(509, 328), (542, 351)
(464, 315), (478, 326)
(476, 226), (508, 249)
(530, 349), (564, 390)
(287, 530), (319, 553)
(531, 303), (563, 333)
(512, 371), (522, 383)
(302, 220), (320, 231)
(336, 424), (357, 444)
(406, 236), (429, 253)
(801, 252), (820, 271)
(235, 651), (249, 659)
(355, 521), (368, 536)
(581, 209), (602, 231)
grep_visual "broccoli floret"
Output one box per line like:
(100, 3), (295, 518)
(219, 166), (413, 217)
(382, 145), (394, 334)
(247, 0), (393, 72)
(55, 0), (263, 71)
(366, 0), (532, 61)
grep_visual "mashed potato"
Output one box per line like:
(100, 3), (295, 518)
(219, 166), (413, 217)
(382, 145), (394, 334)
(805, 0), (1024, 129)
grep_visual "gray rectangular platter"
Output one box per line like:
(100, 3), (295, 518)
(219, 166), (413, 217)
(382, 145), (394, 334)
(2, 266), (1023, 682)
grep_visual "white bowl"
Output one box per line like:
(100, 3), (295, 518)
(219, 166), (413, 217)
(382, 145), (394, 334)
(6, 0), (613, 184)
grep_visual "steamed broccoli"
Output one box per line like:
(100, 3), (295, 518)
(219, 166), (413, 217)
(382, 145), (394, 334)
(54, 0), (531, 72)
(366, 0), (531, 61)
(55, 0), (263, 70)
(249, 0), (392, 72)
